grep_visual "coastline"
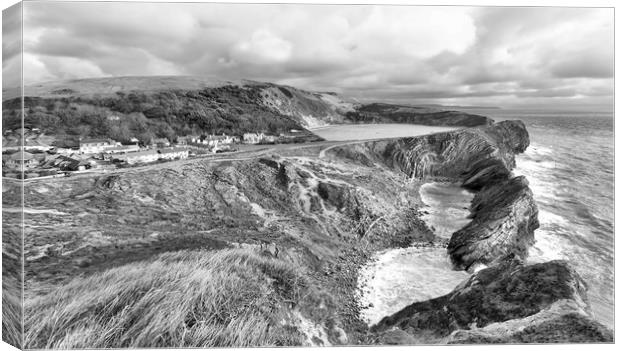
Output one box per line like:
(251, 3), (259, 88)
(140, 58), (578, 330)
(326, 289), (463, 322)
(326, 120), (612, 343)
(5, 120), (613, 347)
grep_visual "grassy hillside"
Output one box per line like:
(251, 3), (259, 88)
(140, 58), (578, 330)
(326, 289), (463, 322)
(2, 76), (492, 148)
(4, 84), (319, 147)
(25, 248), (333, 349)
(9, 149), (434, 347)
(345, 103), (493, 127)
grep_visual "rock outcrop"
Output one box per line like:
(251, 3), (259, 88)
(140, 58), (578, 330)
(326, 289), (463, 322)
(372, 259), (612, 343)
(446, 302), (613, 344)
(331, 120), (611, 343)
(328, 120), (537, 268)
(327, 120), (529, 186)
(448, 176), (539, 271)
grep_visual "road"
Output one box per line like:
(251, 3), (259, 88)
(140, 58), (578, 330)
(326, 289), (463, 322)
(4, 127), (459, 185)
(3, 140), (349, 184)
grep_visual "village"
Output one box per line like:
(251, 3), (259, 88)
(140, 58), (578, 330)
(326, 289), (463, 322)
(1, 128), (286, 179)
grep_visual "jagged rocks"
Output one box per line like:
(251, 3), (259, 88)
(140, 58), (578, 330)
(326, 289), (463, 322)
(448, 176), (539, 271)
(371, 260), (611, 343)
(446, 302), (613, 344)
(327, 120), (529, 186)
(330, 120), (538, 268)
(317, 182), (354, 211)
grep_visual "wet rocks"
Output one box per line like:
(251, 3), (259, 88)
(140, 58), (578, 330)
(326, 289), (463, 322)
(330, 121), (538, 267)
(448, 176), (539, 271)
(371, 259), (611, 343)
(446, 304), (613, 344)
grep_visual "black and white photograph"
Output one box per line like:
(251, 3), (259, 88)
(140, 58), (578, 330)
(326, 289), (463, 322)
(1, 0), (616, 348)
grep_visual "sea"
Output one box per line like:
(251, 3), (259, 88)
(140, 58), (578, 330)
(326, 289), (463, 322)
(339, 110), (614, 330)
(476, 109), (615, 329)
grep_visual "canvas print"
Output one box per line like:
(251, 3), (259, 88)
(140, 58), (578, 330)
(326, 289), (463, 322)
(1, 0), (615, 348)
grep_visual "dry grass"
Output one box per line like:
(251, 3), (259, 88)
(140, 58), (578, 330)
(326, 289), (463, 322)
(2, 277), (22, 348)
(24, 248), (330, 349)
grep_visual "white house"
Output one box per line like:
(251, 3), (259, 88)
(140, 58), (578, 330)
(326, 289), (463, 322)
(103, 144), (140, 154)
(79, 138), (117, 154)
(158, 147), (189, 161)
(124, 150), (159, 164)
(243, 133), (264, 144)
(201, 134), (236, 147)
(4, 150), (39, 169)
(243, 133), (277, 144)
(151, 138), (170, 148)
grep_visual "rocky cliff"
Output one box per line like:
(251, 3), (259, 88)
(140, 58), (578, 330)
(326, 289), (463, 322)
(372, 259), (612, 343)
(327, 120), (612, 343)
(5, 115), (611, 346)
(344, 102), (493, 127)
(327, 121), (538, 269)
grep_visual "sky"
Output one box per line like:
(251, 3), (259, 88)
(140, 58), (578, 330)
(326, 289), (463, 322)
(1, 1), (614, 109)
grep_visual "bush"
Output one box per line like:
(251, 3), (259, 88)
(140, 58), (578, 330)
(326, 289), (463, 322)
(6, 86), (308, 140)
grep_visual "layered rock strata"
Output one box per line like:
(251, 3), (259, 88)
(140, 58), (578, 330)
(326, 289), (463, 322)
(329, 120), (612, 343)
(372, 259), (612, 343)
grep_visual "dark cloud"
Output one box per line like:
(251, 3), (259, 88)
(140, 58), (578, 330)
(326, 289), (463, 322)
(550, 53), (613, 79)
(4, 1), (613, 109)
(2, 2), (22, 89)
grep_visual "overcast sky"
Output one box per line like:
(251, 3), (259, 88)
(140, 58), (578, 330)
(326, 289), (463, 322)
(2, 1), (614, 109)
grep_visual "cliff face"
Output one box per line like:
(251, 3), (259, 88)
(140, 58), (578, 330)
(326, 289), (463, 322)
(328, 120), (611, 343)
(5, 115), (612, 346)
(10, 144), (439, 347)
(372, 259), (612, 343)
(327, 120), (538, 268)
(344, 103), (493, 127)
(327, 120), (528, 187)
(448, 176), (538, 271)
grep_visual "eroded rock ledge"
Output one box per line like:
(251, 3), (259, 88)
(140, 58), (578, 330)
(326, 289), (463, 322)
(371, 259), (612, 344)
(448, 175), (538, 271)
(328, 120), (538, 268)
(328, 120), (612, 343)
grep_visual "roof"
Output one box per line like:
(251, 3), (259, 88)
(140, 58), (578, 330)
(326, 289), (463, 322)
(56, 155), (80, 162)
(159, 147), (188, 154)
(205, 135), (230, 140)
(151, 138), (169, 143)
(126, 150), (158, 157)
(105, 145), (138, 151)
(81, 138), (111, 145)
(9, 150), (35, 160)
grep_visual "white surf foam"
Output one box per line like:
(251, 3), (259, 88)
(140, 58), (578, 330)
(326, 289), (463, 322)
(358, 247), (469, 326)
(419, 182), (474, 239)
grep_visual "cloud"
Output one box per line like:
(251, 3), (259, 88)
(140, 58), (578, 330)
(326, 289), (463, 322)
(232, 29), (293, 63)
(3, 1), (612, 109)
(2, 2), (22, 89)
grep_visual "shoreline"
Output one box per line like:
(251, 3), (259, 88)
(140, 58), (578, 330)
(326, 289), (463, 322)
(6, 120), (613, 347)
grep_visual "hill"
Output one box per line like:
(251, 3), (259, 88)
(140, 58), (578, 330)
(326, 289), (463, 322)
(2, 76), (493, 146)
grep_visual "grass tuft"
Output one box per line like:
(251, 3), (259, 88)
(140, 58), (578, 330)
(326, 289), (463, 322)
(25, 248), (327, 349)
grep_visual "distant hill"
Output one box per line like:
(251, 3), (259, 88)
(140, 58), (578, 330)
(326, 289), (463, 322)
(2, 76), (493, 147)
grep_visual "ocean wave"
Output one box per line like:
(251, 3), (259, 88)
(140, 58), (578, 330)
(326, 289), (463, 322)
(538, 209), (569, 226)
(357, 247), (469, 326)
(527, 229), (569, 263)
(529, 144), (553, 156)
